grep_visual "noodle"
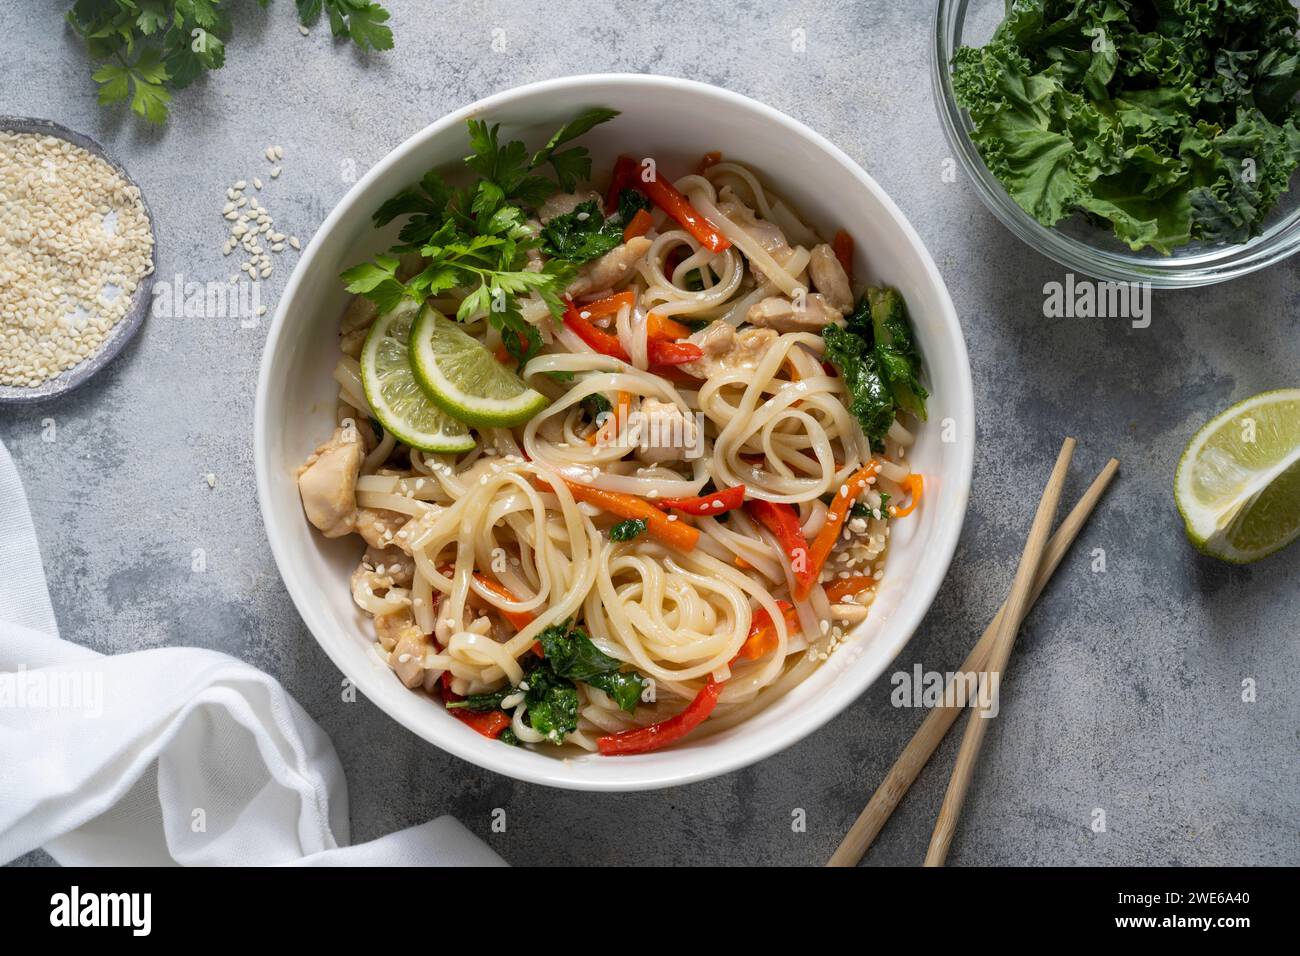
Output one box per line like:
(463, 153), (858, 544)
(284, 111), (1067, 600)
(294, 139), (929, 757)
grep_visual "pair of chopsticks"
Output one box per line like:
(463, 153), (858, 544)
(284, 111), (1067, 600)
(828, 439), (1118, 867)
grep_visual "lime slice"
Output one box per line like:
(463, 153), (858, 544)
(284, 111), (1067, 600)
(360, 301), (476, 453)
(409, 305), (549, 427)
(1175, 388), (1300, 564)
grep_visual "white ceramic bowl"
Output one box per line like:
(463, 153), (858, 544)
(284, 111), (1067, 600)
(255, 74), (974, 791)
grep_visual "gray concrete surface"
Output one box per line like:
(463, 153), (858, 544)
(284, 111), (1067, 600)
(2, 1), (1297, 867)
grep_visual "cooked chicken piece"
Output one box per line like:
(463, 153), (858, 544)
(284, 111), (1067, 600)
(360, 545), (414, 586)
(566, 237), (653, 296)
(747, 293), (846, 333)
(377, 609), (431, 685)
(717, 187), (800, 285)
(808, 244), (853, 313)
(356, 507), (408, 550)
(634, 398), (701, 464)
(340, 295), (378, 336)
(537, 189), (603, 225)
(394, 509), (444, 555)
(340, 326), (367, 358)
(297, 425), (364, 537)
(678, 321), (778, 379)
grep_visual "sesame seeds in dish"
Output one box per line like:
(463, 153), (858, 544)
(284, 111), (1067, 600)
(0, 125), (155, 393)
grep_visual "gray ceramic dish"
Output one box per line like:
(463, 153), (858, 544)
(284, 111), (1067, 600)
(0, 116), (157, 405)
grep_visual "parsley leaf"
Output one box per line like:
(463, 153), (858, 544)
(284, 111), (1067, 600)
(69, 0), (394, 125)
(341, 110), (613, 367)
(530, 107), (620, 191)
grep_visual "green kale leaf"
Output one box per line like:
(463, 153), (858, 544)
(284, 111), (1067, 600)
(540, 201), (624, 263)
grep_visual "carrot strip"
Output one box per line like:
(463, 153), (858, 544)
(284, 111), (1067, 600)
(891, 473), (924, 518)
(696, 150), (722, 173)
(471, 573), (536, 631)
(823, 575), (876, 603)
(623, 208), (654, 241)
(585, 390), (631, 445)
(647, 312), (692, 342)
(831, 230), (854, 283)
(733, 601), (800, 663)
(798, 461), (880, 601)
(538, 478), (700, 551)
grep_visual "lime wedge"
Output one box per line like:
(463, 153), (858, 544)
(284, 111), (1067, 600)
(360, 301), (476, 453)
(1175, 388), (1300, 564)
(409, 305), (549, 427)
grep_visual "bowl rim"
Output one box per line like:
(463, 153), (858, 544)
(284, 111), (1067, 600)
(254, 73), (975, 791)
(931, 0), (1300, 288)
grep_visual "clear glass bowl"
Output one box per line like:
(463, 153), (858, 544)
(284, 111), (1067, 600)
(932, 0), (1300, 288)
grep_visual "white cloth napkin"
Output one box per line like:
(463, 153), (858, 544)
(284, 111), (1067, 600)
(0, 438), (504, 867)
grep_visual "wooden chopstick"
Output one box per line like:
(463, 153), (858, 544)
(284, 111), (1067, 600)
(826, 456), (1118, 867)
(921, 437), (1077, 866)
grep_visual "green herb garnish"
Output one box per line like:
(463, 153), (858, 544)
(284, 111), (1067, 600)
(68, 0), (394, 125)
(340, 108), (619, 366)
(537, 621), (645, 715)
(822, 287), (926, 447)
(609, 518), (648, 541)
(615, 187), (652, 224)
(580, 391), (613, 425)
(540, 201), (624, 263)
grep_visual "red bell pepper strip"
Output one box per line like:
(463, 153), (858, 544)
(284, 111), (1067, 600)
(596, 676), (723, 755)
(573, 290), (634, 324)
(733, 601), (800, 663)
(604, 155), (638, 214)
(564, 304), (626, 358)
(745, 500), (816, 598)
(647, 339), (702, 366)
(633, 167), (732, 253)
(450, 708), (511, 739)
(565, 302), (702, 366)
(654, 484), (746, 515)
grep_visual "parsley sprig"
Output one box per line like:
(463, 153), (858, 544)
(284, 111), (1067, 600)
(67, 0), (394, 125)
(340, 108), (620, 367)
